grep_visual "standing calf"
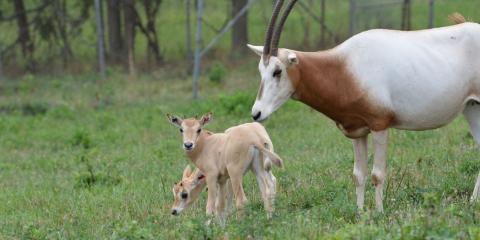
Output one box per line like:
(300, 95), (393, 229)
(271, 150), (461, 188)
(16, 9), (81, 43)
(167, 113), (283, 219)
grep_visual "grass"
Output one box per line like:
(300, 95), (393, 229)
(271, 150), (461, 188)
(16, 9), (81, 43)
(0, 64), (479, 239)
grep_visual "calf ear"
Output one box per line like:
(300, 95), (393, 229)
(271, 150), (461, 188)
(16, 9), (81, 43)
(182, 165), (192, 179)
(167, 113), (183, 127)
(200, 112), (212, 126)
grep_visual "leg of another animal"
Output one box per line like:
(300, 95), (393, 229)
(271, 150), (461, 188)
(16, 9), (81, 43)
(252, 148), (275, 218)
(371, 130), (389, 212)
(352, 136), (368, 211)
(215, 182), (228, 226)
(229, 171), (248, 217)
(462, 103), (480, 201)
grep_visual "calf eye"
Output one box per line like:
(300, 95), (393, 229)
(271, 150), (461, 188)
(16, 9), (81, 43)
(179, 128), (183, 133)
(197, 129), (201, 134)
(181, 192), (188, 199)
(273, 69), (282, 78)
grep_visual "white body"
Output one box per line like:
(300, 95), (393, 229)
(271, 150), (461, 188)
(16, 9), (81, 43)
(340, 23), (480, 130)
(249, 21), (480, 212)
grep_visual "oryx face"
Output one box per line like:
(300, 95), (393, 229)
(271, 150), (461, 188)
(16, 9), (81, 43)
(171, 166), (206, 216)
(247, 0), (299, 122)
(248, 45), (298, 122)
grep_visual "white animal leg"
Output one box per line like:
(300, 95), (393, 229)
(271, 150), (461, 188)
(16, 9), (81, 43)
(352, 136), (368, 210)
(252, 148), (274, 217)
(215, 182), (228, 226)
(463, 103), (480, 201)
(371, 130), (389, 212)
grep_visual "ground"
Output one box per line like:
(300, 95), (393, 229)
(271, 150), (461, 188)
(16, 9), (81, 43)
(0, 65), (479, 239)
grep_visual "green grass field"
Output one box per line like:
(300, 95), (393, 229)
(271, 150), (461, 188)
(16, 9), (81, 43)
(0, 62), (479, 239)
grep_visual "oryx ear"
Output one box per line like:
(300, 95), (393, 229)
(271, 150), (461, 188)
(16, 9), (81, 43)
(200, 112), (212, 126)
(182, 165), (192, 179)
(287, 52), (298, 65)
(247, 44), (264, 57)
(167, 113), (183, 127)
(192, 168), (205, 183)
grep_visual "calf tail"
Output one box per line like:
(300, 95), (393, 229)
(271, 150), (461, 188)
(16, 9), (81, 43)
(254, 143), (283, 171)
(449, 12), (466, 24)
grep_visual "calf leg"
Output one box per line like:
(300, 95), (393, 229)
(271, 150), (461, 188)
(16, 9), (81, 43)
(205, 176), (218, 217)
(215, 182), (228, 226)
(371, 130), (389, 212)
(352, 136), (368, 211)
(463, 103), (480, 201)
(229, 172), (248, 214)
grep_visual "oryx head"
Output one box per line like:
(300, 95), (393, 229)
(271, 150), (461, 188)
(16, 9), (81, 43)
(248, 0), (299, 122)
(171, 165), (206, 216)
(166, 113), (212, 152)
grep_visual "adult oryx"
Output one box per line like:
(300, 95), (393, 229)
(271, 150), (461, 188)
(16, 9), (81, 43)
(248, 0), (480, 212)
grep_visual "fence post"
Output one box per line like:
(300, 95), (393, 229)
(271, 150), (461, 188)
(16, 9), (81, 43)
(401, 0), (411, 30)
(0, 55), (3, 80)
(192, 0), (203, 99)
(185, 0), (193, 69)
(94, 0), (106, 78)
(349, 0), (356, 36)
(320, 0), (326, 46)
(428, 0), (435, 28)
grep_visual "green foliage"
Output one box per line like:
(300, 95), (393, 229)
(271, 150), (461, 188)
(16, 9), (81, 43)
(208, 62), (227, 84)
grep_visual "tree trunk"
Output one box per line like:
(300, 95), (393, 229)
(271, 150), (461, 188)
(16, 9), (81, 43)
(94, 0), (106, 78)
(185, 0), (193, 69)
(231, 0), (248, 56)
(0, 55), (4, 80)
(13, 0), (35, 72)
(107, 0), (124, 64)
(123, 0), (136, 76)
(53, 0), (74, 68)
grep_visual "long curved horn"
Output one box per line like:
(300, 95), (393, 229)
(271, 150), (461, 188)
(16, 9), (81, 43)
(263, 0), (285, 64)
(270, 0), (298, 56)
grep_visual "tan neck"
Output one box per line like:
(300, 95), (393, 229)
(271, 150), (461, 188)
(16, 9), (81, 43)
(185, 130), (212, 163)
(289, 50), (360, 115)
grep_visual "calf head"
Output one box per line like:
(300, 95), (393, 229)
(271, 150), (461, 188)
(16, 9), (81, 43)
(171, 165), (206, 215)
(166, 113), (212, 151)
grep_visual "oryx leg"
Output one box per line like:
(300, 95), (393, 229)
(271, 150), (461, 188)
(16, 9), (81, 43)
(371, 130), (389, 212)
(229, 171), (248, 213)
(252, 148), (276, 217)
(215, 182), (229, 226)
(205, 176), (218, 217)
(463, 103), (480, 201)
(352, 136), (368, 210)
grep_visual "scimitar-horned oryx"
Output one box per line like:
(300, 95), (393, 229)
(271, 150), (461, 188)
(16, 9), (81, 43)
(248, 0), (480, 212)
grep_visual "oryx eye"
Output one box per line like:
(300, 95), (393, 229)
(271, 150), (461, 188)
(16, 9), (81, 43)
(197, 129), (201, 134)
(179, 128), (183, 133)
(273, 69), (282, 78)
(181, 192), (188, 199)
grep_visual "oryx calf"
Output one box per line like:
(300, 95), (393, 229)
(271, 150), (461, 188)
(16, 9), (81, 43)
(167, 113), (283, 219)
(171, 166), (233, 219)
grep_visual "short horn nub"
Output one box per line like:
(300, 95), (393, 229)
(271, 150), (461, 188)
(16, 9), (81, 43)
(263, 0), (285, 64)
(271, 0), (298, 57)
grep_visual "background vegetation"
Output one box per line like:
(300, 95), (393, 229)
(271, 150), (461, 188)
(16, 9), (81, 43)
(1, 0), (480, 239)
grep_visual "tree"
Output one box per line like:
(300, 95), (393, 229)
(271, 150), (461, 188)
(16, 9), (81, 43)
(123, 0), (136, 76)
(231, 0), (248, 56)
(135, 0), (163, 67)
(94, 0), (106, 77)
(107, 0), (124, 64)
(13, 0), (35, 72)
